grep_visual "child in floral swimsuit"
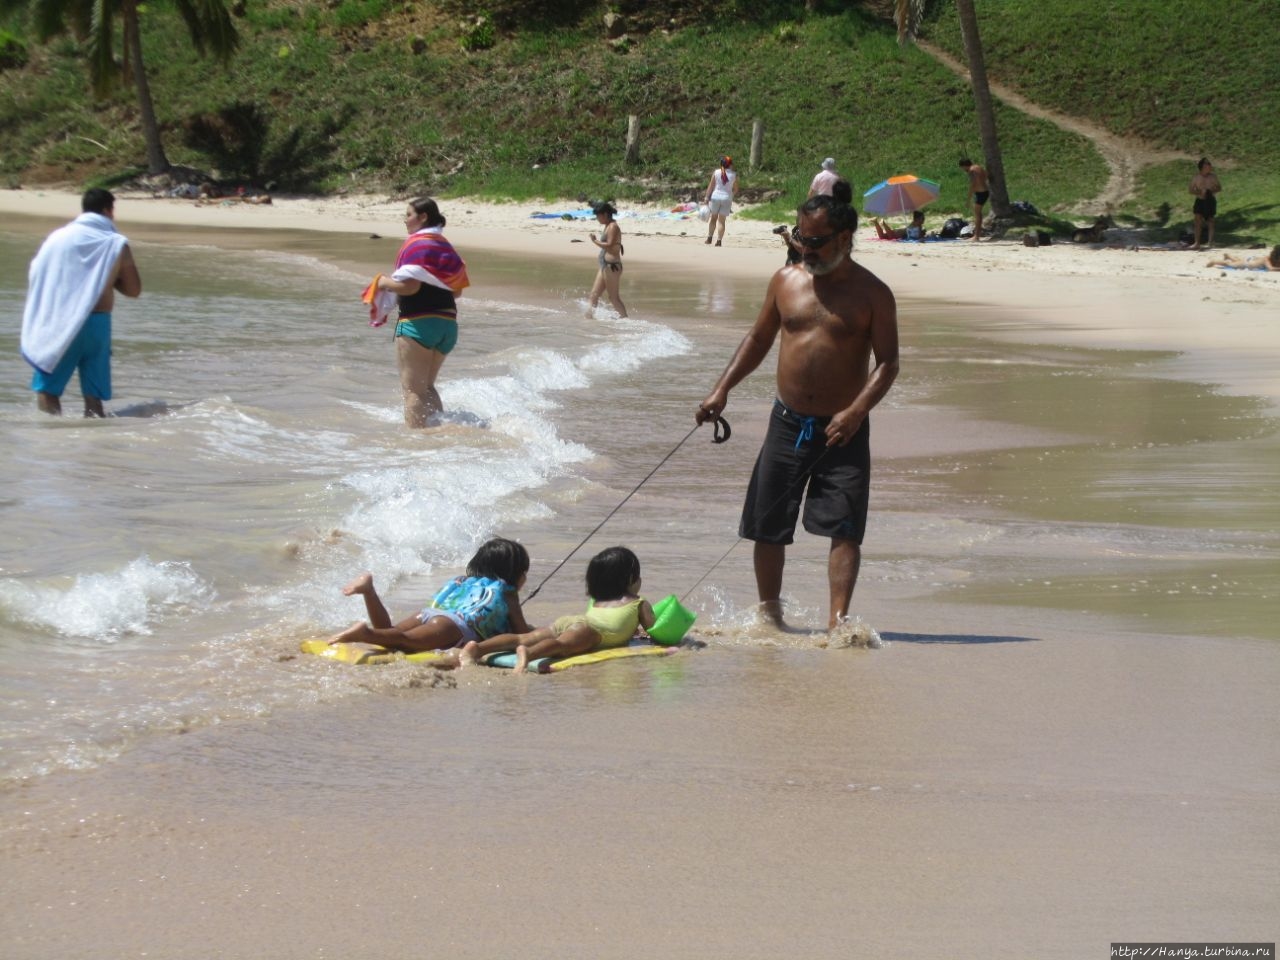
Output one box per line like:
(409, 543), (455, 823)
(328, 537), (532, 654)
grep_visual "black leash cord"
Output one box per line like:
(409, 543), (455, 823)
(523, 415), (730, 602)
(678, 442), (834, 605)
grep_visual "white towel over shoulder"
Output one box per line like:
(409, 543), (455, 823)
(20, 213), (128, 373)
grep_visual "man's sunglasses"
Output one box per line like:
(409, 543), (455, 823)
(791, 232), (837, 249)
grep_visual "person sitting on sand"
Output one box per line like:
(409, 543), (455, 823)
(458, 546), (655, 673)
(872, 211), (926, 242)
(329, 537), (532, 654)
(1205, 246), (1280, 271)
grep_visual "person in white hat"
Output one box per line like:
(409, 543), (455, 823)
(808, 157), (840, 199)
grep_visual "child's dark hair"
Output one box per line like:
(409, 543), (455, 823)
(467, 537), (529, 586)
(585, 546), (641, 601)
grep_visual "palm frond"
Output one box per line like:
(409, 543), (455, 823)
(174, 0), (239, 60)
(85, 0), (120, 96)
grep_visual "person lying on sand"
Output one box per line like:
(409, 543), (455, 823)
(1205, 246), (1280, 271)
(872, 211), (926, 242)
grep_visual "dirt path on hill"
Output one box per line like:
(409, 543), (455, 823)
(918, 40), (1196, 214)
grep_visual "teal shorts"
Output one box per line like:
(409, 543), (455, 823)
(395, 315), (458, 355)
(30, 312), (112, 399)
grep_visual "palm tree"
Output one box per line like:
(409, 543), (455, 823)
(1, 0), (239, 174)
(895, 0), (1011, 218)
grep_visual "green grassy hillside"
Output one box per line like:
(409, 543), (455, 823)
(922, 0), (1280, 228)
(1, 1), (1275, 241)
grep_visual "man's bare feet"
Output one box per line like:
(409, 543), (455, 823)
(512, 645), (530, 673)
(342, 572), (373, 596)
(758, 599), (786, 630)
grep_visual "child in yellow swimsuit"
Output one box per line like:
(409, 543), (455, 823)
(458, 546), (656, 673)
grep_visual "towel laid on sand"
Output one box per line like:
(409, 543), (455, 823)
(21, 213), (128, 373)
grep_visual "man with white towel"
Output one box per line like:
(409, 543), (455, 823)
(20, 188), (142, 416)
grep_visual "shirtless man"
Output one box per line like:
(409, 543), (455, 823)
(1189, 157), (1222, 251)
(696, 183), (899, 630)
(959, 158), (989, 241)
(22, 188), (141, 417)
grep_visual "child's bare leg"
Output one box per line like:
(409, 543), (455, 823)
(389, 616), (464, 653)
(512, 644), (531, 673)
(342, 572), (394, 629)
(329, 616), (461, 654)
(329, 621), (377, 644)
(459, 627), (553, 666)
(521, 624), (600, 662)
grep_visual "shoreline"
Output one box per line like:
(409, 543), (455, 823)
(5, 186), (1278, 405)
(3, 189), (1278, 958)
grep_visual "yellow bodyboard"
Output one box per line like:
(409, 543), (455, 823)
(480, 644), (675, 673)
(299, 639), (455, 667)
(545, 644), (674, 672)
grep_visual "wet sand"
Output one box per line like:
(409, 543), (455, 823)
(2, 190), (1278, 958)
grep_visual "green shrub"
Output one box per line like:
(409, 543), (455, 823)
(461, 17), (496, 52)
(0, 29), (29, 69)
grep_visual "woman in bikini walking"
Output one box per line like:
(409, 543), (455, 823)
(586, 201), (628, 318)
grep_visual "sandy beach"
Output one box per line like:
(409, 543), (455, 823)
(1, 187), (1277, 959)
(5, 185), (1277, 402)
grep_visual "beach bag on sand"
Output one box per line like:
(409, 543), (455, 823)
(940, 217), (967, 239)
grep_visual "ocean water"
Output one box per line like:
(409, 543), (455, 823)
(0, 220), (1277, 790)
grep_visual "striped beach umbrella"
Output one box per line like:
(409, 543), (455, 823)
(861, 175), (942, 217)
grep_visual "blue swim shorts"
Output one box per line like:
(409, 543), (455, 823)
(30, 312), (112, 399)
(395, 315), (458, 355)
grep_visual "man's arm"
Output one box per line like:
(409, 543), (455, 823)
(824, 283), (900, 446)
(114, 245), (142, 297)
(696, 272), (784, 423)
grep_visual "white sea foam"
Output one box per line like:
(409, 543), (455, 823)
(578, 317), (692, 374)
(0, 557), (214, 643)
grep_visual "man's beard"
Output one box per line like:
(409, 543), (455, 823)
(803, 237), (852, 276)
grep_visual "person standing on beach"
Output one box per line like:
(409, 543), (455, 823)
(704, 156), (738, 246)
(808, 157), (840, 199)
(373, 197), (469, 428)
(586, 202), (628, 318)
(695, 181), (899, 630)
(1189, 158), (1222, 251)
(959, 158), (989, 241)
(20, 188), (141, 417)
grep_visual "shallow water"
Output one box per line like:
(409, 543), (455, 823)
(1, 220), (1278, 787)
(2, 218), (1278, 957)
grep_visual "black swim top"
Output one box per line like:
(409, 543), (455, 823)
(398, 281), (457, 321)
